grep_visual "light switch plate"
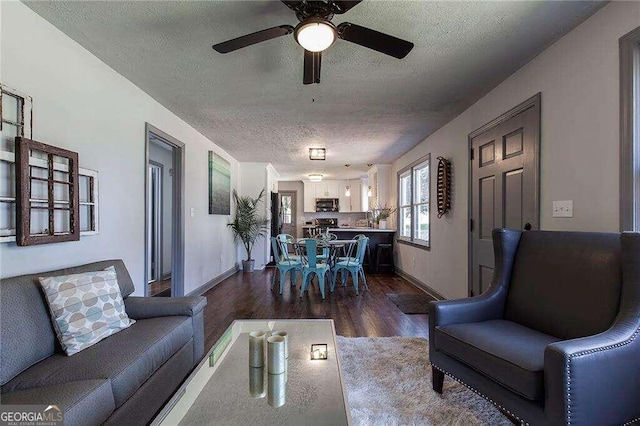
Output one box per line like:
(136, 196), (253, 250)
(553, 200), (573, 218)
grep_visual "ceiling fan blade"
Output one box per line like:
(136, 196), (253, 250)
(337, 22), (414, 59)
(332, 1), (363, 14)
(281, 0), (304, 12)
(303, 50), (322, 85)
(212, 25), (294, 54)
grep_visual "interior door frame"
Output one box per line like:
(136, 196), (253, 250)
(467, 93), (541, 296)
(144, 123), (185, 297)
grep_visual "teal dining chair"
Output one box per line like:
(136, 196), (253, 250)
(276, 234), (300, 261)
(331, 236), (369, 295)
(316, 232), (337, 262)
(270, 237), (302, 295)
(299, 238), (331, 300)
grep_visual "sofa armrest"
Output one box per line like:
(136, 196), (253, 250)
(124, 296), (206, 319)
(544, 318), (640, 425)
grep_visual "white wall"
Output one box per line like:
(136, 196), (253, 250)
(391, 2), (640, 299)
(0, 1), (239, 295)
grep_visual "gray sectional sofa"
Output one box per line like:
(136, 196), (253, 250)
(0, 260), (207, 425)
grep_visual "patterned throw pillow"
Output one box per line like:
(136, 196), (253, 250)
(39, 266), (135, 356)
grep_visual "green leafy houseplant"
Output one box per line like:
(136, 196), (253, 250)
(227, 189), (269, 272)
(370, 205), (397, 224)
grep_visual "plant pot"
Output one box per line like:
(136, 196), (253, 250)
(242, 260), (255, 273)
(379, 220), (388, 230)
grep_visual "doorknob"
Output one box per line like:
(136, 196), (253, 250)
(524, 223), (532, 231)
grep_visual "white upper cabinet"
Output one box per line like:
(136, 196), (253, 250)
(303, 181), (315, 212)
(304, 178), (369, 212)
(339, 179), (364, 212)
(368, 165), (392, 208)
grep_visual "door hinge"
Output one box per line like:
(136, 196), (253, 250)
(469, 218), (474, 232)
(470, 147), (474, 161)
(470, 289), (475, 297)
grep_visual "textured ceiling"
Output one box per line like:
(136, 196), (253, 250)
(25, 0), (604, 180)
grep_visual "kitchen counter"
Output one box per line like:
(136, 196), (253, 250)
(329, 228), (396, 233)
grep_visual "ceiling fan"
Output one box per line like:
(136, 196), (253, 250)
(212, 0), (414, 85)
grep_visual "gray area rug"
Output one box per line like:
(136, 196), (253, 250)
(337, 336), (511, 425)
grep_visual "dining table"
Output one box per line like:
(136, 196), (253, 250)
(295, 238), (358, 269)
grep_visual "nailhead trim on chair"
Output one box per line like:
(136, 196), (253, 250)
(431, 363), (529, 425)
(565, 326), (640, 425)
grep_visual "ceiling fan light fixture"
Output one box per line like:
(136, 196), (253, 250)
(309, 174), (323, 182)
(295, 20), (336, 52)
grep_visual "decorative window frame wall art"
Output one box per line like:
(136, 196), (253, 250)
(0, 84), (99, 244)
(15, 137), (80, 246)
(208, 151), (231, 215)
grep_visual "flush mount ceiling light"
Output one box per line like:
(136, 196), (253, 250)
(309, 174), (323, 182)
(309, 148), (326, 160)
(294, 19), (336, 52)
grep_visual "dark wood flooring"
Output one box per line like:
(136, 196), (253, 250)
(202, 269), (430, 350)
(148, 279), (171, 297)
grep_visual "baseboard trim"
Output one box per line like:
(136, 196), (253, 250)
(395, 268), (447, 301)
(187, 266), (238, 296)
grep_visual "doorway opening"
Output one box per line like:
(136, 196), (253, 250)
(279, 191), (297, 240)
(145, 124), (185, 297)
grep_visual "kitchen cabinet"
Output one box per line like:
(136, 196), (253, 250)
(303, 182), (315, 212)
(315, 183), (339, 198)
(303, 181), (340, 212)
(368, 165), (391, 208)
(339, 180), (363, 212)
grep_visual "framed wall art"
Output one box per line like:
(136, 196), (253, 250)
(208, 151), (231, 215)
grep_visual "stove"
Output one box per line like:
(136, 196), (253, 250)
(316, 218), (338, 227)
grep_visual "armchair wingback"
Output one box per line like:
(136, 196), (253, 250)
(429, 229), (640, 425)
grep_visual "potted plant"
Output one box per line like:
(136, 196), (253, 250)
(227, 189), (269, 272)
(370, 205), (397, 230)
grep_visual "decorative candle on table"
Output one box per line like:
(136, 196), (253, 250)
(267, 335), (286, 374)
(249, 331), (266, 367)
(271, 331), (288, 358)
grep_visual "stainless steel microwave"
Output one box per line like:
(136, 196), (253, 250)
(316, 198), (339, 212)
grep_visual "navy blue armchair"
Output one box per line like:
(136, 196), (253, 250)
(429, 229), (640, 425)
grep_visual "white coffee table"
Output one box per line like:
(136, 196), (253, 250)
(152, 319), (351, 425)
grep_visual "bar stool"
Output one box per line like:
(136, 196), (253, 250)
(375, 243), (394, 273)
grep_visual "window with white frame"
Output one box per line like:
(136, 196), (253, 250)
(398, 155), (430, 247)
(0, 85), (99, 242)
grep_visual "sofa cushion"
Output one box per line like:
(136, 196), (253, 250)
(2, 316), (192, 408)
(1, 379), (115, 426)
(0, 260), (135, 386)
(435, 319), (561, 401)
(504, 231), (621, 339)
(39, 266), (135, 356)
